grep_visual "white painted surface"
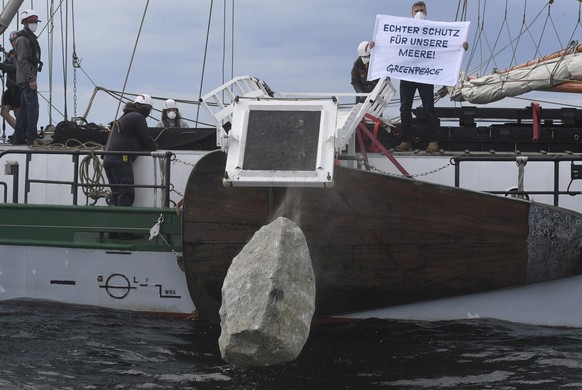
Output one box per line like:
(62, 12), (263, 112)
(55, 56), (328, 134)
(0, 245), (195, 315)
(339, 275), (582, 328)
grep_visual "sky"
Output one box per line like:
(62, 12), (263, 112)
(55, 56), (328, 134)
(2, 0), (582, 130)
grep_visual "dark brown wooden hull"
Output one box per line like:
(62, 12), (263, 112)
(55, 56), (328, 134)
(182, 151), (582, 323)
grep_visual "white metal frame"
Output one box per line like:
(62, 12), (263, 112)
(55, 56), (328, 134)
(199, 76), (272, 149)
(335, 77), (396, 152)
(224, 98), (337, 187)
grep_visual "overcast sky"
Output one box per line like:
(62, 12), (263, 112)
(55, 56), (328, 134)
(2, 0), (581, 129)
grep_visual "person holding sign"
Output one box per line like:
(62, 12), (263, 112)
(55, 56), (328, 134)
(351, 41), (378, 103)
(368, 1), (469, 153)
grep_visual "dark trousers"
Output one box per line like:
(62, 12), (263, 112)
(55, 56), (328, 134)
(104, 159), (135, 206)
(399, 80), (439, 142)
(14, 82), (39, 144)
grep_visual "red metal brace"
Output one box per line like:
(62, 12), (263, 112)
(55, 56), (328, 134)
(532, 101), (540, 142)
(356, 119), (411, 177)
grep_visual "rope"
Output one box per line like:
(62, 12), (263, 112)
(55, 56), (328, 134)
(27, 138), (103, 150)
(79, 150), (110, 204)
(464, 1), (559, 79)
(196, 0), (214, 125)
(114, 0), (150, 121)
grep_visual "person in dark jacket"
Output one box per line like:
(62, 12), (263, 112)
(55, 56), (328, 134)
(13, 10), (42, 145)
(104, 94), (157, 207)
(0, 32), (21, 131)
(351, 41), (378, 103)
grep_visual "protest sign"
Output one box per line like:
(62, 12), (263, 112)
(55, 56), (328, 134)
(368, 15), (470, 86)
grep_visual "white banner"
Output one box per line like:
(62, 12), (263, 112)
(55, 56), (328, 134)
(368, 15), (470, 86)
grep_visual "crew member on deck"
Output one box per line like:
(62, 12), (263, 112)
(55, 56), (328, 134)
(104, 94), (158, 207)
(156, 98), (189, 128)
(351, 41), (379, 103)
(13, 9), (42, 146)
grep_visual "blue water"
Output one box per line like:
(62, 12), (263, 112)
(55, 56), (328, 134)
(2, 300), (582, 389)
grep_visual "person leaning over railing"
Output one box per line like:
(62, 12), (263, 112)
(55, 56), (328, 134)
(104, 94), (158, 207)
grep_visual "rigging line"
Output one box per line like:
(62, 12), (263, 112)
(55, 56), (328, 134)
(38, 90), (65, 118)
(40, 0), (65, 126)
(502, 3), (566, 85)
(59, 1), (67, 120)
(196, 0), (214, 126)
(497, 3), (515, 70)
(479, 1), (510, 75)
(463, 0), (483, 75)
(466, 1), (551, 78)
(527, 5), (551, 60)
(509, 1), (549, 69)
(473, 0), (518, 76)
(71, 0), (79, 119)
(454, 0), (462, 21)
(76, 64), (97, 87)
(37, 0), (64, 37)
(231, 0), (234, 80)
(508, 0), (528, 69)
(115, 0), (150, 121)
(565, 2), (582, 50)
(470, 0), (489, 75)
(546, 1), (563, 50)
(222, 0), (226, 86)
(529, 4), (564, 85)
(46, 0), (54, 126)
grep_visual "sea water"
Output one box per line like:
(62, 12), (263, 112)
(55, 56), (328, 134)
(1, 299), (582, 389)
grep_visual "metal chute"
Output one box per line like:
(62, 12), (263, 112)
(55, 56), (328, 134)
(0, 0), (24, 36)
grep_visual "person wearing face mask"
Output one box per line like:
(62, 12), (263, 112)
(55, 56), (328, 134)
(103, 94), (158, 208)
(156, 99), (189, 128)
(12, 9), (42, 145)
(351, 41), (379, 104)
(394, 1), (469, 153)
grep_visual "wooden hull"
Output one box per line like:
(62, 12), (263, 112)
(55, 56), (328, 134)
(182, 151), (582, 323)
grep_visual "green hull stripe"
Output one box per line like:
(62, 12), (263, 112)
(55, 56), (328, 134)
(0, 204), (182, 252)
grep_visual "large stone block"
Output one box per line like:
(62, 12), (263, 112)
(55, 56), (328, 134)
(219, 217), (315, 367)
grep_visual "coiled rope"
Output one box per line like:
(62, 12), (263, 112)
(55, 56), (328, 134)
(79, 150), (110, 204)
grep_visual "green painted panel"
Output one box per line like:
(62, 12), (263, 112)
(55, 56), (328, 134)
(0, 204), (182, 252)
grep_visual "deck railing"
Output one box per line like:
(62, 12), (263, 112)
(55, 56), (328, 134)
(453, 154), (582, 207)
(0, 149), (174, 206)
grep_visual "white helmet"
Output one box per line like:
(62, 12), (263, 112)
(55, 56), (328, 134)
(21, 9), (41, 23)
(163, 99), (177, 110)
(357, 41), (371, 57)
(134, 94), (153, 107)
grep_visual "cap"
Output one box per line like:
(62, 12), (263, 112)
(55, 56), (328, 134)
(134, 94), (153, 107)
(21, 9), (41, 23)
(358, 41), (371, 57)
(163, 99), (177, 110)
